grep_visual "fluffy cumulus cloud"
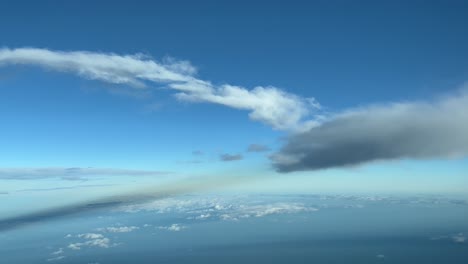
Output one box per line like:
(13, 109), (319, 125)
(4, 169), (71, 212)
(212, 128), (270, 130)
(0, 47), (319, 130)
(272, 91), (468, 172)
(0, 167), (168, 180)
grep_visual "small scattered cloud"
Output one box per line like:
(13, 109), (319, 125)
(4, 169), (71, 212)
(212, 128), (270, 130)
(77, 233), (104, 240)
(96, 226), (139, 233)
(158, 224), (186, 232)
(452, 233), (466, 243)
(376, 254), (385, 259)
(247, 144), (271, 152)
(194, 213), (211, 220)
(47, 248), (66, 262)
(220, 153), (243, 162)
(67, 233), (116, 250)
(431, 232), (466, 243)
(47, 256), (65, 262)
(51, 248), (64, 255)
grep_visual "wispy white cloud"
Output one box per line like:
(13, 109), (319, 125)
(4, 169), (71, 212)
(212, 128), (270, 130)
(452, 233), (466, 243)
(431, 232), (466, 243)
(0, 48), (193, 87)
(0, 167), (169, 180)
(158, 224), (186, 232)
(47, 248), (66, 262)
(51, 248), (64, 255)
(96, 226), (139, 233)
(47, 256), (66, 262)
(0, 47), (320, 130)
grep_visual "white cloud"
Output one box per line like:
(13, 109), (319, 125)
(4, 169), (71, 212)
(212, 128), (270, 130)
(194, 213), (211, 220)
(431, 232), (466, 243)
(0, 167), (169, 180)
(96, 226), (139, 233)
(0, 48), (192, 87)
(51, 248), (64, 255)
(452, 233), (466, 243)
(172, 82), (320, 130)
(158, 224), (187, 232)
(77, 233), (104, 239)
(118, 195), (318, 222)
(47, 256), (66, 262)
(67, 243), (82, 250)
(68, 233), (113, 250)
(241, 202), (318, 217)
(0, 47), (320, 130)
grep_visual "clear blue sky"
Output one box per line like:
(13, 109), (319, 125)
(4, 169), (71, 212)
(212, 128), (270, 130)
(0, 0), (467, 206)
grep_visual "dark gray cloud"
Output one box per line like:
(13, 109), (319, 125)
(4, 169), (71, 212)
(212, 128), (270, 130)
(247, 144), (271, 152)
(220, 154), (243, 161)
(272, 91), (468, 172)
(0, 167), (170, 180)
(0, 191), (8, 195)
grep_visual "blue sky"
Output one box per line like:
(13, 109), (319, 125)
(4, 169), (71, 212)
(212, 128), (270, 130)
(0, 0), (468, 212)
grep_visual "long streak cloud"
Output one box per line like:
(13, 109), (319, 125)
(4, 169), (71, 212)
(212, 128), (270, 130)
(271, 91), (468, 172)
(0, 167), (169, 180)
(0, 174), (258, 232)
(0, 47), (319, 130)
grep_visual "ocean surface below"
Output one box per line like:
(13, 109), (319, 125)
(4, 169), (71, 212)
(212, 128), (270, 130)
(1, 193), (467, 263)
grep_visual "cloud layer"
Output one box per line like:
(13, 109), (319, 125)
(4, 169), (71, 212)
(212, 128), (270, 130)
(0, 47), (319, 130)
(272, 91), (468, 172)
